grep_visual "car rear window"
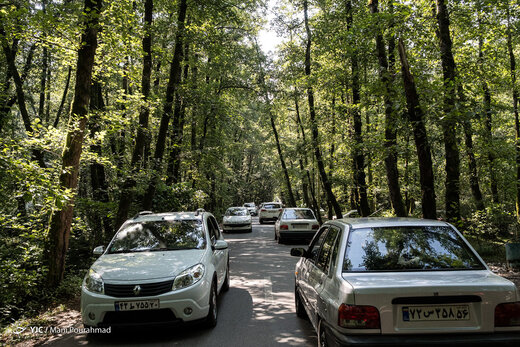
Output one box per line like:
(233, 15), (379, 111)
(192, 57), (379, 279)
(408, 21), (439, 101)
(282, 209), (315, 220)
(343, 226), (485, 272)
(264, 204), (281, 209)
(109, 220), (206, 253)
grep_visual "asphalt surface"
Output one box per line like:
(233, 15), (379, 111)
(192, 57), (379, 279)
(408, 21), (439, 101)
(44, 218), (317, 346)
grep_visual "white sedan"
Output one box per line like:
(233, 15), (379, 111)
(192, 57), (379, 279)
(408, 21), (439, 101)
(292, 218), (520, 346)
(274, 208), (319, 244)
(222, 206), (252, 233)
(81, 210), (229, 329)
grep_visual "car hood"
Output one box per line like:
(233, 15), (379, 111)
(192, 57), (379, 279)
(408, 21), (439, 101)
(223, 216), (250, 223)
(92, 249), (206, 282)
(342, 270), (517, 301)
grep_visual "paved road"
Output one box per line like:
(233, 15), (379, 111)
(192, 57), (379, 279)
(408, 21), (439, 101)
(44, 218), (317, 346)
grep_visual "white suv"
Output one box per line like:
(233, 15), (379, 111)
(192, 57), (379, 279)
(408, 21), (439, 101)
(258, 202), (283, 224)
(81, 210), (229, 329)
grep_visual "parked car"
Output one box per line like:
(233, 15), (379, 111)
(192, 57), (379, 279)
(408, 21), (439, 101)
(274, 208), (319, 244)
(291, 218), (520, 346)
(223, 206), (252, 233)
(243, 202), (257, 216)
(259, 202), (283, 224)
(81, 210), (229, 329)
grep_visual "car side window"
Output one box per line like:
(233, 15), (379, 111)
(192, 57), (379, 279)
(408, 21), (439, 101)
(307, 227), (329, 263)
(209, 217), (221, 239)
(316, 227), (340, 274)
(206, 217), (218, 244)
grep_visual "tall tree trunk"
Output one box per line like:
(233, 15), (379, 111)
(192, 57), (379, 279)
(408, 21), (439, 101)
(369, 0), (406, 216)
(435, 0), (460, 221)
(53, 66), (72, 128)
(346, 0), (370, 216)
(114, 0), (154, 229)
(0, 43), (35, 132)
(1, 24), (46, 168)
(304, 0), (342, 218)
(46, 0), (102, 286)
(142, 0), (187, 210)
(506, 1), (520, 224)
(398, 39), (437, 219)
(270, 112), (296, 206)
(294, 91), (320, 223)
(88, 81), (111, 244)
(167, 41), (190, 185)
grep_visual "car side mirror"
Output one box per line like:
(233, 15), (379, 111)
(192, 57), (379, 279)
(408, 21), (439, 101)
(214, 240), (228, 250)
(93, 246), (105, 255)
(291, 247), (307, 258)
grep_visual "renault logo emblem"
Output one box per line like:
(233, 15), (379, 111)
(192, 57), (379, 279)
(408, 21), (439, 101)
(133, 285), (141, 296)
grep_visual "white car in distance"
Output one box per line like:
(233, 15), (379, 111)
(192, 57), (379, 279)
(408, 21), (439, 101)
(274, 208), (319, 244)
(258, 202), (283, 224)
(243, 202), (257, 216)
(222, 206), (252, 233)
(81, 210), (229, 329)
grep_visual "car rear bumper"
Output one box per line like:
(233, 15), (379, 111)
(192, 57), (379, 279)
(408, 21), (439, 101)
(279, 230), (316, 240)
(323, 320), (520, 346)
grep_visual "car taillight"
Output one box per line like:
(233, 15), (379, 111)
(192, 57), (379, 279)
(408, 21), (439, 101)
(279, 209), (282, 212)
(495, 302), (520, 327)
(280, 224), (288, 230)
(338, 304), (380, 329)
(261, 209), (266, 212)
(312, 224), (319, 230)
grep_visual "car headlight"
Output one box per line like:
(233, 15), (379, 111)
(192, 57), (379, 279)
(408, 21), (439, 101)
(172, 263), (205, 291)
(84, 269), (104, 294)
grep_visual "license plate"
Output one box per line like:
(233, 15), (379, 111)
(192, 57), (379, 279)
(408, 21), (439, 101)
(292, 223), (308, 229)
(115, 299), (159, 311)
(402, 305), (469, 321)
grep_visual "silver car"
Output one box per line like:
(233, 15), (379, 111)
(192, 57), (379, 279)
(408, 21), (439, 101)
(81, 210), (229, 329)
(291, 218), (520, 346)
(274, 208), (319, 244)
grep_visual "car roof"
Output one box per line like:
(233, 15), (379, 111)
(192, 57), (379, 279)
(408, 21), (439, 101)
(130, 211), (204, 223)
(329, 217), (450, 230)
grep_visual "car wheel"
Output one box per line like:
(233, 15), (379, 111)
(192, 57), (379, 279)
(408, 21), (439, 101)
(295, 287), (308, 319)
(259, 218), (264, 224)
(222, 259), (230, 292)
(248, 227), (253, 233)
(317, 319), (329, 347)
(204, 280), (218, 328)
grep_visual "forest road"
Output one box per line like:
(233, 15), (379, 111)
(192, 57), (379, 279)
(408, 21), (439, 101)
(42, 218), (317, 346)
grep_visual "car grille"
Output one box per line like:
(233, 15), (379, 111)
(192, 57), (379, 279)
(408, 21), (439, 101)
(104, 280), (174, 298)
(102, 309), (179, 326)
(224, 223), (250, 227)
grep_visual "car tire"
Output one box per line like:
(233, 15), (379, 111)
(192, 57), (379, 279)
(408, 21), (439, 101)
(222, 260), (230, 292)
(259, 218), (264, 224)
(248, 227), (253, 233)
(295, 287), (308, 319)
(204, 280), (218, 328)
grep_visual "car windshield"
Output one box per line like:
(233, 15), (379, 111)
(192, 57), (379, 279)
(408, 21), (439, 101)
(244, 203), (254, 207)
(226, 208), (248, 216)
(108, 220), (206, 253)
(283, 209), (315, 220)
(343, 226), (485, 272)
(264, 203), (281, 209)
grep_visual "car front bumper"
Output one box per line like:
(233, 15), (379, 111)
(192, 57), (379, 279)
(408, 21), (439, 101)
(223, 223), (252, 232)
(323, 320), (520, 346)
(81, 277), (211, 327)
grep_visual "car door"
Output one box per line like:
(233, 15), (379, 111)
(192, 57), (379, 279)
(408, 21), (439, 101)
(208, 216), (227, 286)
(299, 226), (329, 327)
(307, 227), (340, 322)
